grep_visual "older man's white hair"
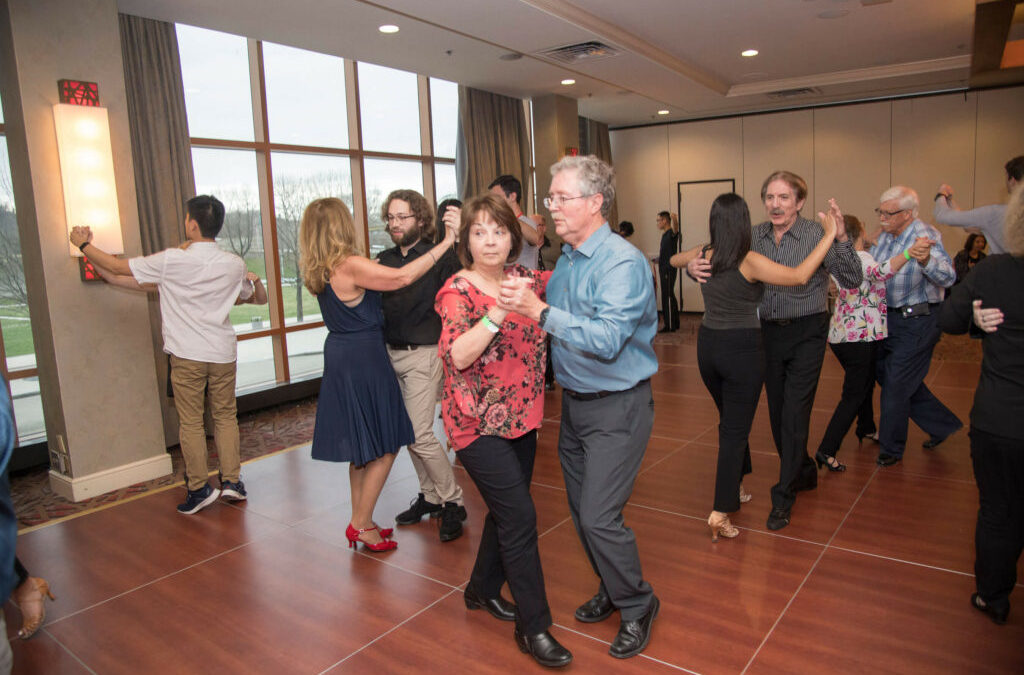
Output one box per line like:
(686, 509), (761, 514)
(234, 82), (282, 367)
(880, 185), (919, 218)
(550, 154), (616, 219)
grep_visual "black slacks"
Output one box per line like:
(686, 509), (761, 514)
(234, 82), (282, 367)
(659, 270), (679, 330)
(970, 427), (1024, 615)
(458, 430), (552, 635)
(817, 341), (878, 457)
(762, 313), (828, 511)
(697, 326), (762, 513)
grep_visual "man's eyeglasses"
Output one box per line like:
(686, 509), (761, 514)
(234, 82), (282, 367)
(874, 208), (906, 218)
(543, 194), (591, 209)
(385, 213), (416, 225)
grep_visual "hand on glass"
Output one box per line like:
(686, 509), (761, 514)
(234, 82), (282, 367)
(972, 299), (1003, 333)
(69, 226), (93, 248)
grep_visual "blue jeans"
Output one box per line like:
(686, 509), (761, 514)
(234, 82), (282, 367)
(876, 309), (961, 458)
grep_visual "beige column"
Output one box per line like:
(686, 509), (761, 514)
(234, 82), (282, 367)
(0, 0), (170, 501)
(531, 94), (579, 249)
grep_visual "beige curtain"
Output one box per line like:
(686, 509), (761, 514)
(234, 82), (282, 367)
(579, 116), (618, 227)
(119, 13), (196, 446)
(455, 86), (530, 201)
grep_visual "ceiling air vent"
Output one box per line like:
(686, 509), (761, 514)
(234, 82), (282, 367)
(766, 87), (822, 100)
(538, 41), (621, 64)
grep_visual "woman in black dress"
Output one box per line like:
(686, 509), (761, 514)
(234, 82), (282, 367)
(299, 198), (456, 552)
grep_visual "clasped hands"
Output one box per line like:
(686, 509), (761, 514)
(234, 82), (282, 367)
(69, 226), (93, 248)
(496, 276), (545, 321)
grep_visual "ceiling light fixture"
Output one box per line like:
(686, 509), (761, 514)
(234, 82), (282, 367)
(378, 24), (399, 34)
(741, 49), (759, 57)
(561, 79), (576, 85)
(657, 109), (670, 115)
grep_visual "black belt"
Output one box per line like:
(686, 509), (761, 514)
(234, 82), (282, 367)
(891, 302), (940, 318)
(563, 378), (649, 401)
(762, 312), (827, 327)
(387, 343), (428, 350)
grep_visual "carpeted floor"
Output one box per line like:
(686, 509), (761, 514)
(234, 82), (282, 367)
(9, 313), (981, 531)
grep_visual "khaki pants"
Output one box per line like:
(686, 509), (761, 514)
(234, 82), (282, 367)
(388, 346), (463, 506)
(169, 354), (241, 491)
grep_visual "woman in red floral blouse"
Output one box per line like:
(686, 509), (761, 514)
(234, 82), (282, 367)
(435, 194), (571, 668)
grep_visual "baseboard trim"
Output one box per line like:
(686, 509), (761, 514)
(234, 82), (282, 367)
(49, 453), (173, 503)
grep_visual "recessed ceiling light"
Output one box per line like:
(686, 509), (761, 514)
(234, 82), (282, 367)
(561, 79), (576, 86)
(657, 109), (670, 115)
(378, 24), (400, 34)
(741, 49), (759, 57)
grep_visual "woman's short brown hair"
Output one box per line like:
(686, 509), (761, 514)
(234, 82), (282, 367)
(456, 193), (523, 268)
(843, 214), (863, 241)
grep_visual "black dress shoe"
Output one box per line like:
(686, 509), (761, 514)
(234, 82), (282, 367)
(464, 585), (516, 622)
(922, 435), (949, 449)
(514, 628), (573, 667)
(876, 453), (900, 467)
(766, 507), (790, 531)
(609, 595), (659, 659)
(394, 493), (442, 525)
(574, 590), (614, 623)
(971, 593), (1009, 625)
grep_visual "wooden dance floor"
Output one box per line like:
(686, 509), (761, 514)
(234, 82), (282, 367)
(4, 340), (1022, 673)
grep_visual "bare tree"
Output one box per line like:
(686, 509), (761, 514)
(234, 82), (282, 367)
(220, 186), (260, 259)
(0, 205), (27, 306)
(273, 170), (352, 322)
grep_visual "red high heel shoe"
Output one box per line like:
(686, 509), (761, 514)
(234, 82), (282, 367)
(374, 523), (394, 539)
(345, 524), (397, 552)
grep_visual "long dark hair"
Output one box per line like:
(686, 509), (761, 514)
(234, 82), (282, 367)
(962, 233), (986, 254)
(708, 193), (752, 275)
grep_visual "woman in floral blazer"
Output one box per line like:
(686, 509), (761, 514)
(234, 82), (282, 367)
(434, 193), (571, 667)
(815, 214), (923, 470)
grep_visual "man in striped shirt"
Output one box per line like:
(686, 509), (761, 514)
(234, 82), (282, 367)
(869, 186), (962, 467)
(751, 171), (862, 531)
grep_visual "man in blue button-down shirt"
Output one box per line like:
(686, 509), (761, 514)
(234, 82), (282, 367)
(870, 186), (962, 466)
(498, 155), (659, 660)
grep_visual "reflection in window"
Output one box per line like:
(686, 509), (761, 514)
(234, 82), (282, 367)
(430, 78), (458, 158)
(434, 163), (457, 205)
(287, 326), (328, 379)
(271, 152), (353, 325)
(363, 159), (424, 258)
(9, 377), (44, 443)
(263, 42), (348, 148)
(0, 138), (36, 374)
(192, 147), (268, 334)
(236, 336), (276, 392)
(357, 62), (420, 154)
(177, 24), (255, 142)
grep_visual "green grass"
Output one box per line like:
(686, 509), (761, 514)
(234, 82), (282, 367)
(0, 303), (34, 359)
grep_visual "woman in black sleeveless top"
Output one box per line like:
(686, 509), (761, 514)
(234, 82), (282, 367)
(689, 193), (838, 542)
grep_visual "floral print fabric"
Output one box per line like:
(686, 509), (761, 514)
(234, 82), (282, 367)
(435, 265), (550, 451)
(828, 250), (897, 344)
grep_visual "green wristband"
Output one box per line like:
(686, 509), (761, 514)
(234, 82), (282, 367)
(903, 249), (911, 261)
(481, 314), (500, 333)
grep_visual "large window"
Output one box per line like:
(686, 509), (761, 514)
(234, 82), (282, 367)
(0, 99), (45, 445)
(176, 26), (458, 391)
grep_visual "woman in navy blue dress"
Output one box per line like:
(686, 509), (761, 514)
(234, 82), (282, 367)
(299, 197), (456, 551)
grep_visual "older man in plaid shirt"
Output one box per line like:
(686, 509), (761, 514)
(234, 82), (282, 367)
(870, 185), (962, 467)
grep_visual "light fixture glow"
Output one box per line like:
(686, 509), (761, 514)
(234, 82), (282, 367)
(741, 49), (759, 57)
(378, 24), (399, 34)
(657, 109), (670, 115)
(53, 103), (124, 256)
(561, 79), (576, 86)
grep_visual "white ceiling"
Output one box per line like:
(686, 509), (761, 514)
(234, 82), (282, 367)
(117, 0), (977, 127)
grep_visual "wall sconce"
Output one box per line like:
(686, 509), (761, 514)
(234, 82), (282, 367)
(52, 80), (123, 258)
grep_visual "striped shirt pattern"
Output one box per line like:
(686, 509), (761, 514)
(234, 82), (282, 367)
(752, 216), (863, 321)
(869, 218), (955, 307)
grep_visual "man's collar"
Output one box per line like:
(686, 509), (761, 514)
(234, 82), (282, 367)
(571, 222), (611, 258)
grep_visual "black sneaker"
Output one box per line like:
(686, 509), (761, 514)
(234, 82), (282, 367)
(177, 483), (220, 515)
(220, 480), (247, 501)
(395, 493), (442, 525)
(439, 501), (465, 542)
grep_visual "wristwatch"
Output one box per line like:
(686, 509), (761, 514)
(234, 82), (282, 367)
(539, 306), (550, 327)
